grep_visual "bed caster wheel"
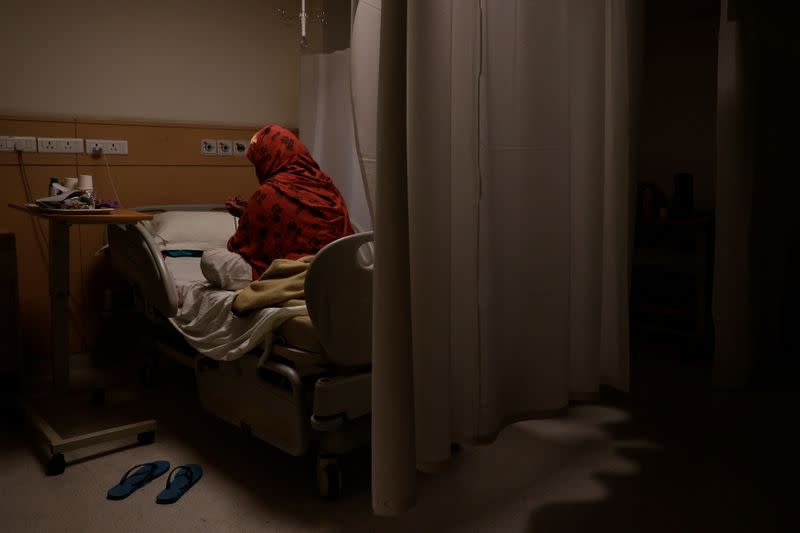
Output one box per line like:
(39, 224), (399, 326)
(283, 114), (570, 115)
(317, 456), (342, 500)
(46, 453), (65, 476)
(137, 430), (156, 445)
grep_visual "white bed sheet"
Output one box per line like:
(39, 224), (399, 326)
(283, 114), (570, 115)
(164, 256), (204, 284)
(164, 256), (307, 361)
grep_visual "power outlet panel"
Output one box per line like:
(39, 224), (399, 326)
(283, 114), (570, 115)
(233, 140), (249, 156)
(0, 136), (9, 152)
(201, 139), (217, 155)
(38, 137), (85, 153)
(85, 139), (128, 155)
(2, 136), (37, 152)
(38, 138), (60, 153)
(217, 139), (233, 156)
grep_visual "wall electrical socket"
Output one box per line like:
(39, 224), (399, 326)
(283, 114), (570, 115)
(0, 136), (10, 152)
(201, 139), (217, 155)
(1, 136), (37, 152)
(38, 137), (85, 153)
(85, 139), (128, 155)
(217, 139), (233, 156)
(233, 140), (249, 156)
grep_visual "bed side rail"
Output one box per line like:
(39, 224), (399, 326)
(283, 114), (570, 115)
(107, 223), (178, 317)
(107, 204), (228, 317)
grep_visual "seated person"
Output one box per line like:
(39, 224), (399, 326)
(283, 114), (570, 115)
(202, 125), (353, 289)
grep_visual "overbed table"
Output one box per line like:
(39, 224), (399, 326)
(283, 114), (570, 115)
(9, 204), (158, 474)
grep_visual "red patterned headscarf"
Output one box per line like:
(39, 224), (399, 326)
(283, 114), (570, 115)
(228, 125), (354, 278)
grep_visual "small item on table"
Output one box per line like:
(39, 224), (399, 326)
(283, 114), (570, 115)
(77, 175), (96, 209)
(61, 194), (95, 210)
(35, 189), (81, 209)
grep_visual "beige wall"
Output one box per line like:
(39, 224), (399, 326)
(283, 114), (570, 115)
(0, 0), (299, 127)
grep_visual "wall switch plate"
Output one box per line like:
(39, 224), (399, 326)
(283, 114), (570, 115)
(217, 139), (233, 156)
(85, 139), (128, 155)
(38, 137), (84, 153)
(201, 139), (217, 155)
(233, 140), (249, 156)
(5, 136), (37, 152)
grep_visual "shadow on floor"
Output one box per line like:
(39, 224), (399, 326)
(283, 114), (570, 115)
(526, 336), (799, 533)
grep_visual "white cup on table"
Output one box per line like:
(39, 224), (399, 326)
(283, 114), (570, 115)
(77, 174), (96, 208)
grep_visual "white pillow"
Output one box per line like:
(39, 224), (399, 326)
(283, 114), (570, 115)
(142, 211), (236, 250)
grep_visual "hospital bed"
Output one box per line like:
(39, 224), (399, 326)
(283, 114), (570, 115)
(106, 205), (373, 498)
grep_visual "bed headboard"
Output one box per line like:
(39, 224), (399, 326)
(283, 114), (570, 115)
(305, 230), (374, 367)
(107, 204), (229, 318)
(107, 222), (179, 317)
(107, 203), (375, 361)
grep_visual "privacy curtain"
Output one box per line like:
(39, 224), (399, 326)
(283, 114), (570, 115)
(713, 3), (800, 385)
(299, 48), (373, 230)
(351, 0), (382, 221)
(712, 0), (753, 387)
(355, 0), (640, 516)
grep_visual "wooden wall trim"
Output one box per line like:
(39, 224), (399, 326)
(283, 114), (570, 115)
(0, 114), (298, 134)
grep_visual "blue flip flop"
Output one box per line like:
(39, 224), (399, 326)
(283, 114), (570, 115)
(156, 464), (203, 504)
(107, 461), (170, 500)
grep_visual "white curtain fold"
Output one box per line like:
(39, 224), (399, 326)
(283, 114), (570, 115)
(351, 0), (383, 220)
(358, 0), (638, 516)
(406, 0), (456, 469)
(370, 0), (416, 517)
(598, 0), (633, 393)
(299, 49), (372, 230)
(713, 0), (754, 387)
(568, 0), (606, 397)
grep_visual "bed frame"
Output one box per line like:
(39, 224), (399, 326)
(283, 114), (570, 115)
(106, 204), (374, 498)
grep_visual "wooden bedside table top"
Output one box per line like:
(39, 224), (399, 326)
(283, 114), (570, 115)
(8, 204), (152, 224)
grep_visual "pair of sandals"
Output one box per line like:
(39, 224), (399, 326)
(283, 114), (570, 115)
(107, 461), (202, 504)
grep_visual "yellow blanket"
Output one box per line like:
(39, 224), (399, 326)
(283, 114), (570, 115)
(231, 256), (313, 316)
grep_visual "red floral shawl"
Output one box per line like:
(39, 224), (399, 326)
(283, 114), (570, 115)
(228, 125), (354, 278)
